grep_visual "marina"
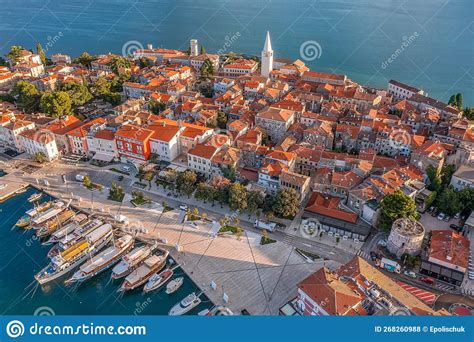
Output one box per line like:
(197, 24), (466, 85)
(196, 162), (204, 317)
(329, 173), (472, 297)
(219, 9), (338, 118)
(0, 187), (212, 315)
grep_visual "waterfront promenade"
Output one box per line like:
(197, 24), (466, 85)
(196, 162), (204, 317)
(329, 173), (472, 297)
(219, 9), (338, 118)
(1, 159), (342, 314)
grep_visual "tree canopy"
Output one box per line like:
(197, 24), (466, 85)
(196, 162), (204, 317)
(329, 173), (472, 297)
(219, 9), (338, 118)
(40, 91), (73, 118)
(273, 188), (299, 218)
(6, 45), (25, 63)
(60, 81), (93, 106)
(379, 190), (418, 231)
(11, 80), (40, 112)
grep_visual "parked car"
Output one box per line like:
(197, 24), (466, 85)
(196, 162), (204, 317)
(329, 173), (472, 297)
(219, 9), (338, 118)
(437, 213), (445, 221)
(121, 165), (131, 172)
(404, 270), (416, 278)
(450, 224), (461, 231)
(429, 206), (435, 213)
(420, 276), (435, 285)
(179, 204), (188, 211)
(443, 215), (450, 222)
(454, 212), (460, 219)
(377, 239), (387, 247)
(117, 175), (124, 181)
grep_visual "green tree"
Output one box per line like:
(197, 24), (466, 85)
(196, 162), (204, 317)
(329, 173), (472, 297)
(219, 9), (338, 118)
(440, 164), (456, 187)
(437, 187), (462, 216)
(463, 107), (474, 120)
(11, 80), (40, 112)
(36, 43), (46, 65)
(176, 170), (197, 198)
(379, 190), (418, 231)
(273, 188), (299, 218)
(82, 176), (92, 189)
(60, 81), (93, 106)
(228, 183), (248, 211)
(458, 188), (474, 213)
(448, 94), (457, 108)
(221, 165), (236, 182)
(456, 93), (463, 110)
(90, 76), (111, 96)
(40, 91), (73, 118)
(111, 57), (132, 75)
(75, 52), (96, 68)
(6, 45), (24, 63)
(109, 182), (124, 201)
(247, 190), (265, 216)
(149, 101), (166, 114)
(200, 46), (206, 54)
(199, 58), (214, 77)
(426, 165), (442, 192)
(33, 151), (47, 164)
(216, 111), (228, 129)
(138, 57), (154, 68)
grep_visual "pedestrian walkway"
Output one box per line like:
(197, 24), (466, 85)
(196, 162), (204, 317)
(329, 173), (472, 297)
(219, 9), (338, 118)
(396, 281), (437, 305)
(357, 250), (370, 260)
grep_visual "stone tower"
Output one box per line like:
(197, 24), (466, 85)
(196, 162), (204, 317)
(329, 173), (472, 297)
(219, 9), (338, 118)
(261, 31), (273, 77)
(190, 39), (198, 56)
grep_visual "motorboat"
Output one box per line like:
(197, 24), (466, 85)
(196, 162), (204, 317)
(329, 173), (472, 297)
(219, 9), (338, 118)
(165, 277), (184, 294)
(28, 193), (42, 202)
(67, 235), (134, 283)
(143, 268), (173, 293)
(168, 292), (202, 316)
(31, 201), (65, 226)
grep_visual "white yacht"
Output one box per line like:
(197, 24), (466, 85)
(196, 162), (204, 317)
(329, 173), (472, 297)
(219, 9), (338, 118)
(168, 292), (202, 316)
(165, 277), (184, 295)
(111, 243), (156, 279)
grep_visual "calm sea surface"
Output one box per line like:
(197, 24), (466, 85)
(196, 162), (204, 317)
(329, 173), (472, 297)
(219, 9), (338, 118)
(0, 0), (473, 105)
(0, 186), (210, 315)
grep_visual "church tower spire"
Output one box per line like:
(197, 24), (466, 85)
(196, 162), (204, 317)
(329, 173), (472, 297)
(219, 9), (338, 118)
(261, 31), (273, 77)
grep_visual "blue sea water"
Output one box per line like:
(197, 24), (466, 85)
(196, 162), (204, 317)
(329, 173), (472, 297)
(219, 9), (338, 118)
(0, 0), (472, 105)
(0, 187), (211, 315)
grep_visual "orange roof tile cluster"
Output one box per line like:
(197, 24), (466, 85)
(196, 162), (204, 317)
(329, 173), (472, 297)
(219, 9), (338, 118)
(428, 230), (470, 270)
(305, 192), (358, 223)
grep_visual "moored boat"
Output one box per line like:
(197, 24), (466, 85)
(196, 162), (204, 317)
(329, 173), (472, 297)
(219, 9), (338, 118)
(15, 215), (31, 228)
(28, 193), (42, 203)
(46, 219), (104, 257)
(143, 268), (173, 293)
(35, 224), (113, 285)
(67, 235), (134, 283)
(36, 209), (76, 237)
(165, 277), (184, 295)
(32, 201), (65, 226)
(118, 251), (168, 291)
(25, 201), (54, 218)
(111, 243), (157, 279)
(168, 292), (202, 316)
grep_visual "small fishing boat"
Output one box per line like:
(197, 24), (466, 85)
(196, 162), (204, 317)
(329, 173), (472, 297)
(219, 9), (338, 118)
(67, 235), (134, 283)
(28, 193), (42, 202)
(25, 201), (54, 218)
(143, 268), (173, 293)
(168, 292), (202, 316)
(15, 215), (31, 228)
(111, 243), (157, 279)
(15, 188), (27, 194)
(165, 277), (184, 295)
(118, 251), (168, 291)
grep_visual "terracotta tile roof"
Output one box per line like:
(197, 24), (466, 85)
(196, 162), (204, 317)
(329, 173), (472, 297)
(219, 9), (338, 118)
(428, 230), (470, 270)
(188, 144), (218, 160)
(94, 129), (115, 140)
(298, 268), (363, 316)
(256, 107), (295, 122)
(305, 192), (358, 223)
(115, 124), (154, 142)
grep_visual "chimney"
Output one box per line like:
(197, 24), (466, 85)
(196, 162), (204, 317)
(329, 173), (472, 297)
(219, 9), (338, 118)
(147, 44), (153, 49)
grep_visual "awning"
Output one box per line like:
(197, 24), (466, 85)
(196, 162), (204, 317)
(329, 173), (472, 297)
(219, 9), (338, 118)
(92, 152), (115, 162)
